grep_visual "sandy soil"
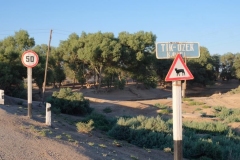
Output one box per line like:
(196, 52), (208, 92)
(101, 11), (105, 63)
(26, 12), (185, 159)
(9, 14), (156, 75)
(0, 79), (239, 160)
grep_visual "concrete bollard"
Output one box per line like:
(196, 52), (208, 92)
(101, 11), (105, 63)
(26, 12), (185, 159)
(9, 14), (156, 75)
(0, 90), (4, 105)
(46, 103), (51, 126)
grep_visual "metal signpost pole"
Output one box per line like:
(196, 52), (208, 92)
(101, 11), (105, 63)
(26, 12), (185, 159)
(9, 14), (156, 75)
(27, 67), (33, 118)
(22, 50), (39, 119)
(42, 29), (52, 104)
(172, 81), (182, 160)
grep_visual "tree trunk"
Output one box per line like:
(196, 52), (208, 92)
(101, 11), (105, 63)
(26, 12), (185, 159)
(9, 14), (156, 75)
(73, 78), (75, 88)
(58, 82), (61, 88)
(94, 69), (96, 85)
(118, 74), (121, 81)
(98, 77), (101, 91)
(52, 79), (56, 88)
(94, 66), (102, 92)
(38, 87), (43, 98)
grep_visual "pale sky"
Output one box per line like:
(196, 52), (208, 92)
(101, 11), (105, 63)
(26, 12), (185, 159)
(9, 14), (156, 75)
(1, 0), (240, 55)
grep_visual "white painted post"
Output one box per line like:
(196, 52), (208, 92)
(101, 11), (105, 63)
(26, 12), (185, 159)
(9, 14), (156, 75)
(0, 90), (4, 105)
(22, 50), (39, 118)
(46, 103), (51, 126)
(172, 81), (182, 160)
(27, 67), (32, 118)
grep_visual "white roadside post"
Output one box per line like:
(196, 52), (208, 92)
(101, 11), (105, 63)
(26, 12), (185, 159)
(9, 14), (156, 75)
(27, 67), (33, 117)
(46, 103), (51, 126)
(0, 90), (4, 105)
(21, 50), (39, 118)
(172, 80), (183, 159)
(165, 53), (194, 160)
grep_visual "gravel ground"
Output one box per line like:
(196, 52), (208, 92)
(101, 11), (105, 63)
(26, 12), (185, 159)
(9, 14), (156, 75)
(0, 104), (174, 160)
(0, 108), (91, 160)
(1, 79), (238, 160)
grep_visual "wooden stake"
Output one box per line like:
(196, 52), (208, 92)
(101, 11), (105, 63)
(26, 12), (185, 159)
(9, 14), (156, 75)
(42, 29), (52, 104)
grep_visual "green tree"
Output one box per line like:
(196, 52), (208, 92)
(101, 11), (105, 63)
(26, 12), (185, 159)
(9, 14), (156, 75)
(53, 65), (66, 88)
(220, 52), (235, 80)
(188, 46), (215, 86)
(211, 54), (221, 80)
(154, 59), (173, 84)
(32, 44), (53, 94)
(78, 32), (121, 91)
(14, 30), (35, 51)
(233, 53), (240, 79)
(59, 33), (84, 87)
(118, 31), (157, 88)
(49, 48), (66, 88)
(0, 30), (34, 97)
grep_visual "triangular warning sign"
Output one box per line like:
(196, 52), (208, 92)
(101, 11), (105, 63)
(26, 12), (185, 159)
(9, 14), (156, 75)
(165, 54), (194, 81)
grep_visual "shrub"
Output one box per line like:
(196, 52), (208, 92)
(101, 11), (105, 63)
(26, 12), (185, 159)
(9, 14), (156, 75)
(108, 115), (172, 149)
(154, 103), (168, 109)
(214, 106), (240, 123)
(183, 138), (222, 159)
(183, 121), (229, 135)
(17, 101), (23, 105)
(102, 107), (112, 113)
(154, 103), (172, 115)
(195, 108), (202, 111)
(183, 98), (193, 101)
(47, 88), (93, 115)
(114, 79), (126, 90)
(164, 147), (171, 153)
(158, 108), (172, 115)
(77, 77), (86, 86)
(106, 115), (240, 159)
(76, 119), (94, 133)
(51, 107), (61, 115)
(108, 125), (131, 141)
(189, 101), (205, 105)
(202, 105), (211, 109)
(213, 106), (233, 120)
(83, 113), (116, 132)
(183, 132), (240, 159)
(228, 86), (240, 94)
(143, 76), (158, 89)
(9, 81), (27, 99)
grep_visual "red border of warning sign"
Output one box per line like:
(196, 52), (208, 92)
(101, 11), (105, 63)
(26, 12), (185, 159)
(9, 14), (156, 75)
(165, 54), (194, 81)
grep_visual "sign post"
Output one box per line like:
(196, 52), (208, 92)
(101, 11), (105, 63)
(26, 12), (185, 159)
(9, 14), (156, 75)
(156, 42), (199, 160)
(0, 90), (4, 105)
(46, 103), (51, 126)
(165, 53), (194, 160)
(21, 50), (39, 118)
(172, 80), (182, 159)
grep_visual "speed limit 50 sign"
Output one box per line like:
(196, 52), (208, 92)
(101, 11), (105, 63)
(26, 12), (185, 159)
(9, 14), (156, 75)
(21, 50), (39, 68)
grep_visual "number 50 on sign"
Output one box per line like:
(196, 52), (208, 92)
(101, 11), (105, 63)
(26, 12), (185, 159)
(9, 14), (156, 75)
(21, 50), (39, 68)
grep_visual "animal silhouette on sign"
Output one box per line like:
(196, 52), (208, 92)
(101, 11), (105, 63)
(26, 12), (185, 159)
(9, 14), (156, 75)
(175, 68), (185, 76)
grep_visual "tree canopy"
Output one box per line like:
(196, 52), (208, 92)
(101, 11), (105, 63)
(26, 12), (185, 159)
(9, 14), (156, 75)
(0, 30), (34, 97)
(0, 29), (239, 97)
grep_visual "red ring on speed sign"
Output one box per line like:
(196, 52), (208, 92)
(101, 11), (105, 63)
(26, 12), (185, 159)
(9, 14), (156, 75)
(21, 50), (39, 68)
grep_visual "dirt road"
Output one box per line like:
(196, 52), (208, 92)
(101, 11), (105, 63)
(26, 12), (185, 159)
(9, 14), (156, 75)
(0, 79), (238, 160)
(0, 104), (174, 160)
(0, 108), (91, 160)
